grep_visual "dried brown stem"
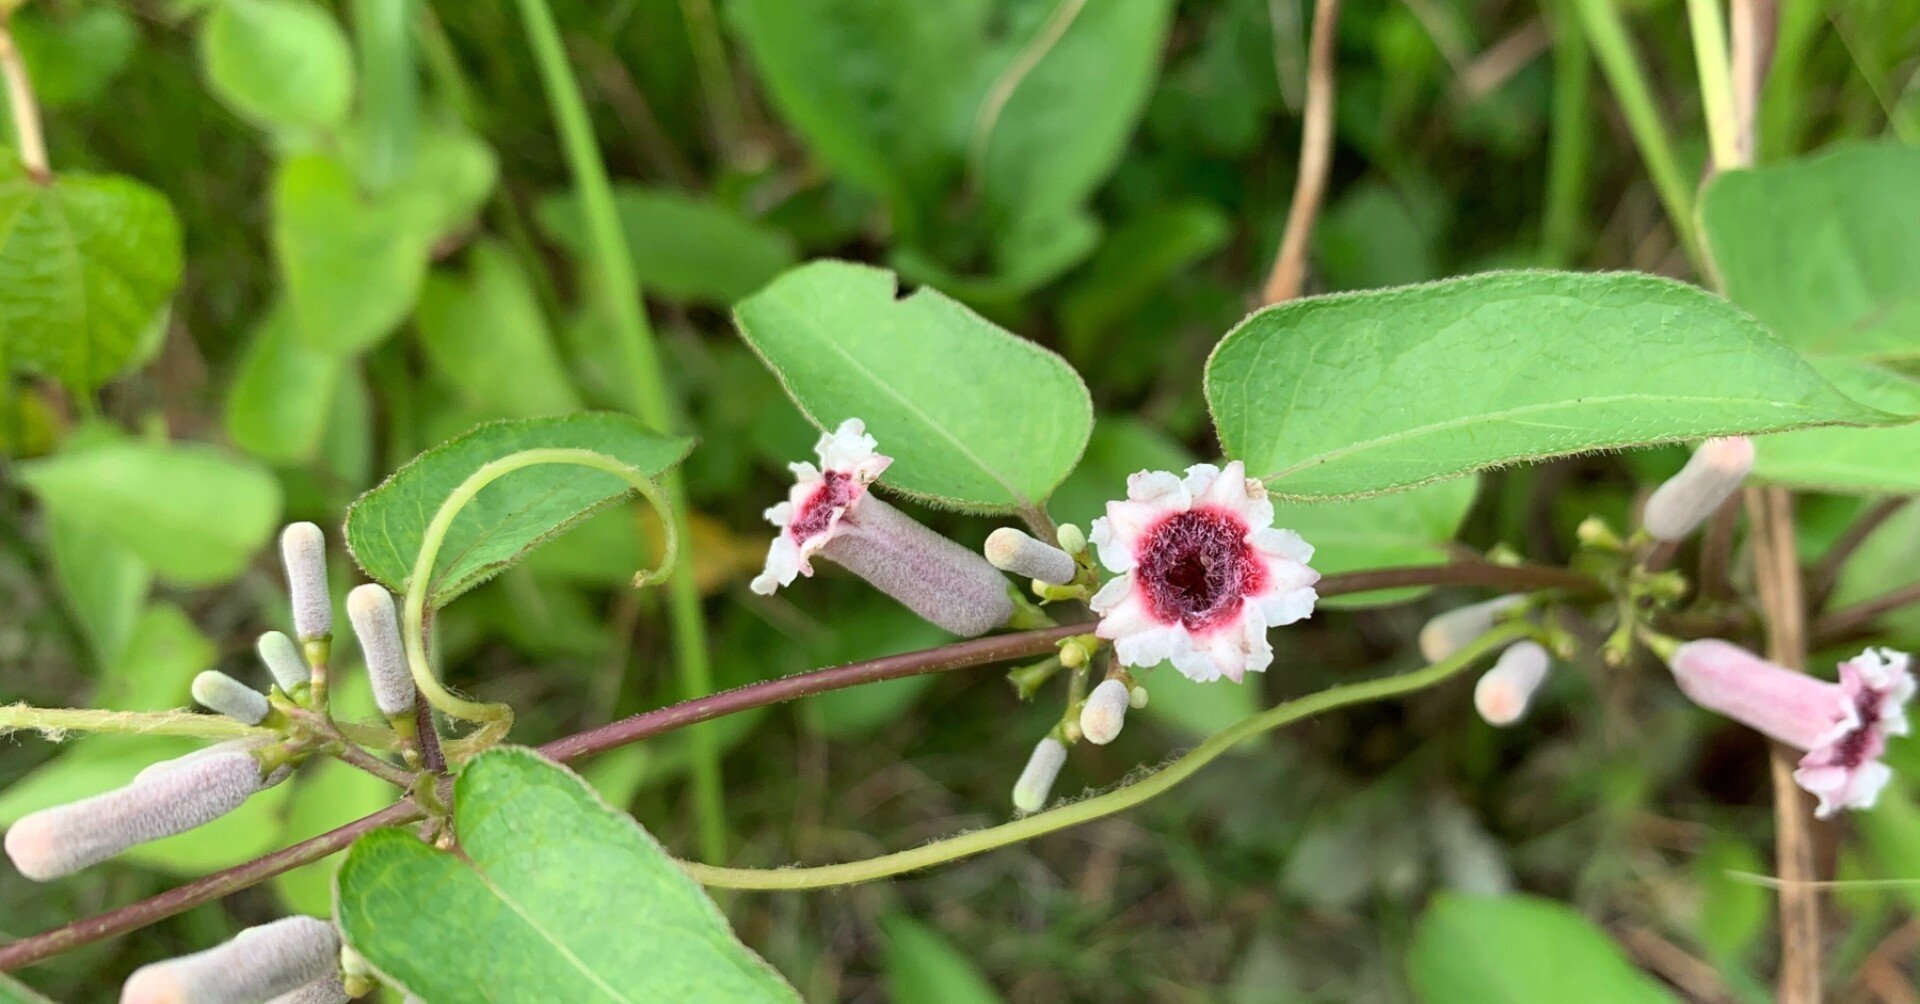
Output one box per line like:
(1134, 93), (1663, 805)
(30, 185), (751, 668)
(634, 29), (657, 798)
(1260, 0), (1340, 305)
(0, 16), (49, 182)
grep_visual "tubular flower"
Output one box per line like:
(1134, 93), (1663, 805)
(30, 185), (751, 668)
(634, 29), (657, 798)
(1088, 462), (1319, 683)
(121, 916), (341, 1004)
(751, 418), (892, 595)
(1667, 640), (1915, 818)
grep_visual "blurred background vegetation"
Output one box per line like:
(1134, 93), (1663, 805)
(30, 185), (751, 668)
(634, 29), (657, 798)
(1, 0), (1918, 999)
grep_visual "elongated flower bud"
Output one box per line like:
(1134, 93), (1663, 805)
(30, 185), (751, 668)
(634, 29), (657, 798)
(1080, 679), (1131, 745)
(257, 631), (308, 695)
(6, 745), (269, 881)
(192, 671), (269, 725)
(281, 523), (332, 641)
(1012, 736), (1068, 813)
(1473, 641), (1551, 726)
(821, 498), (1013, 637)
(122, 916), (341, 1004)
(266, 972), (349, 1004)
(347, 584), (416, 717)
(1643, 437), (1754, 541)
(1419, 595), (1525, 663)
(985, 527), (1077, 585)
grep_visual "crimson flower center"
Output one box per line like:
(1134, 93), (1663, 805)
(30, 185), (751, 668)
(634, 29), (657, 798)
(789, 470), (857, 541)
(1136, 507), (1263, 631)
(1831, 689), (1883, 769)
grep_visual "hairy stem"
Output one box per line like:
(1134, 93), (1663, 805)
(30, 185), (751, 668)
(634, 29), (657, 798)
(0, 706), (272, 741)
(0, 16), (48, 182)
(1260, 0), (1341, 305)
(684, 622), (1532, 889)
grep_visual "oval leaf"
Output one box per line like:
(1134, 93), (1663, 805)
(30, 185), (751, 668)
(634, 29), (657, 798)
(1407, 894), (1677, 1003)
(345, 414), (693, 606)
(198, 0), (353, 130)
(537, 186), (798, 304)
(733, 260), (1092, 512)
(336, 747), (796, 1002)
(1205, 271), (1896, 500)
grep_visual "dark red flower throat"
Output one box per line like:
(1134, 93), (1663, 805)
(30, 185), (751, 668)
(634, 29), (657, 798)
(1136, 507), (1263, 631)
(789, 470), (858, 540)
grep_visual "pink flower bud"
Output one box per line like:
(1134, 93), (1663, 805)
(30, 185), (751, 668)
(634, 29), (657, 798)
(6, 745), (269, 881)
(256, 631), (308, 695)
(192, 671), (269, 725)
(280, 523), (332, 641)
(1642, 437), (1754, 542)
(1080, 679), (1131, 745)
(818, 497), (1013, 637)
(1012, 736), (1067, 813)
(346, 585), (416, 717)
(266, 972), (349, 1004)
(1419, 595), (1524, 663)
(985, 527), (1077, 585)
(1473, 641), (1551, 726)
(1667, 640), (1914, 817)
(122, 916), (340, 1004)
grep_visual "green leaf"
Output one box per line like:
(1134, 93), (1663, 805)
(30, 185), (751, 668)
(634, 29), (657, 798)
(1060, 201), (1231, 352)
(416, 241), (582, 418)
(879, 914), (1004, 1004)
(1276, 478), (1480, 609)
(1857, 778), (1920, 917)
(0, 170), (183, 390)
(1407, 894), (1678, 1003)
(1752, 359), (1920, 494)
(198, 0), (353, 130)
(11, 5), (138, 107)
(537, 186), (798, 304)
(1701, 143), (1920, 361)
(20, 439), (283, 586)
(800, 602), (953, 739)
(1205, 271), (1898, 500)
(272, 153), (434, 357)
(0, 972), (56, 1003)
(335, 747), (796, 1002)
(345, 414), (693, 606)
(223, 304), (344, 464)
(733, 261), (1092, 512)
(44, 509), (150, 671)
(1692, 836), (1766, 962)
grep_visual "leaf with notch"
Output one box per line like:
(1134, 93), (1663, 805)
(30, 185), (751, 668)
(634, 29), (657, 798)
(733, 260), (1091, 512)
(1205, 271), (1900, 500)
(345, 414), (693, 607)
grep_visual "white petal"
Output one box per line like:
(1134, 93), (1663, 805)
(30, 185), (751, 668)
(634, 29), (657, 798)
(763, 501), (795, 528)
(1089, 572), (1135, 615)
(1126, 469), (1189, 508)
(1089, 516), (1133, 573)
(1255, 585), (1318, 627)
(1251, 527), (1315, 564)
(788, 461), (822, 482)
(1181, 463), (1224, 498)
(751, 536), (807, 595)
(1114, 624), (1188, 670)
(1093, 585), (1163, 639)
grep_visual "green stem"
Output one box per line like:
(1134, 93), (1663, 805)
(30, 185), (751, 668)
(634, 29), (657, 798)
(351, 0), (418, 193)
(1541, 0), (1592, 266)
(683, 622), (1531, 889)
(0, 705), (273, 741)
(1568, 0), (1702, 267)
(508, 0), (730, 864)
(1683, 0), (1739, 171)
(402, 448), (678, 738)
(677, 0), (745, 160)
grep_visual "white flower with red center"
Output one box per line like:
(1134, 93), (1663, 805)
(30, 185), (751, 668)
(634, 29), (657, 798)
(751, 419), (892, 595)
(1088, 462), (1319, 683)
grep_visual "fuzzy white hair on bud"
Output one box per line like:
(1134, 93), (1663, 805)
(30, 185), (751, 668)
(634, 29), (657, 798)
(265, 972), (349, 1004)
(985, 527), (1077, 585)
(1080, 679), (1132, 745)
(347, 584), (416, 717)
(280, 523), (332, 641)
(1012, 736), (1068, 813)
(1418, 595), (1526, 663)
(7, 746), (268, 881)
(1473, 641), (1552, 726)
(820, 498), (1013, 637)
(1643, 436), (1755, 542)
(256, 631), (308, 695)
(121, 916), (341, 1004)
(192, 671), (270, 725)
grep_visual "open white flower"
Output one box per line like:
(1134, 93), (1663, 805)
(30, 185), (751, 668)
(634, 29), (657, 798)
(751, 418), (892, 595)
(1089, 462), (1318, 683)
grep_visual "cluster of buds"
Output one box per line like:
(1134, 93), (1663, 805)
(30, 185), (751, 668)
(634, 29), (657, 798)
(1418, 596), (1555, 727)
(122, 915), (346, 1003)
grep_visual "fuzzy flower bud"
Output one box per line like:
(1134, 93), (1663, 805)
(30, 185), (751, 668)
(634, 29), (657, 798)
(346, 585), (416, 717)
(1080, 678), (1131, 745)
(1056, 523), (1087, 556)
(280, 523), (332, 641)
(256, 631), (308, 695)
(1419, 595), (1526, 663)
(1012, 736), (1068, 813)
(266, 973), (349, 1004)
(1667, 640), (1915, 818)
(818, 498), (1013, 637)
(192, 671), (270, 725)
(985, 527), (1077, 585)
(1643, 437), (1755, 542)
(6, 745), (270, 881)
(122, 916), (341, 1004)
(1473, 641), (1551, 726)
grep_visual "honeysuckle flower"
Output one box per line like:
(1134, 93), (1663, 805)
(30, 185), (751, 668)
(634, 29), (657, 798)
(1088, 462), (1319, 683)
(751, 418), (892, 595)
(1420, 595), (1525, 663)
(1080, 678), (1131, 745)
(1473, 641), (1551, 726)
(1643, 437), (1754, 541)
(192, 671), (269, 725)
(346, 585), (417, 718)
(751, 418), (1012, 636)
(1667, 640), (1914, 818)
(985, 526), (1077, 585)
(122, 916), (341, 1004)
(1012, 736), (1067, 813)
